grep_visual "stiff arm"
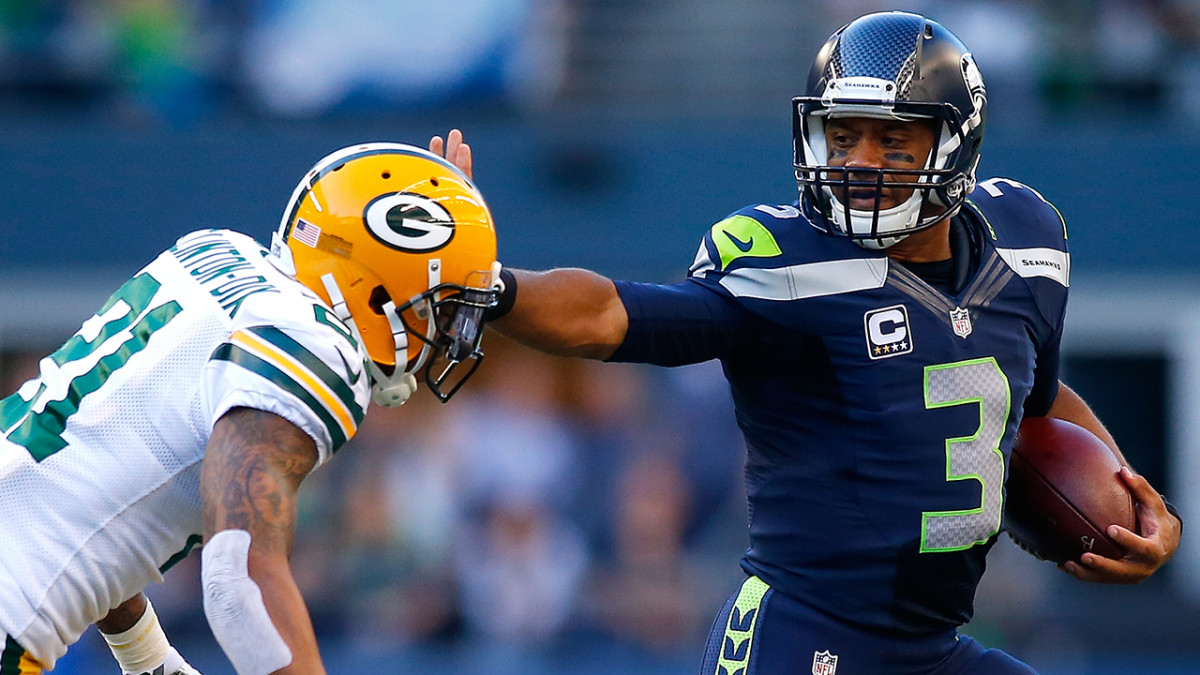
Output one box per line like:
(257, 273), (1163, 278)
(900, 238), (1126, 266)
(490, 268), (629, 361)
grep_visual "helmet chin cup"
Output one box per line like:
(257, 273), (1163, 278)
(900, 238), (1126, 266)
(320, 273), (422, 406)
(367, 363), (418, 407)
(827, 189), (922, 249)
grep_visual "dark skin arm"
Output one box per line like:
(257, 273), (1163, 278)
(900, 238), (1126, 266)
(200, 407), (326, 675)
(96, 593), (148, 634)
(431, 130), (628, 361)
(490, 268), (628, 360)
(1044, 382), (1181, 584)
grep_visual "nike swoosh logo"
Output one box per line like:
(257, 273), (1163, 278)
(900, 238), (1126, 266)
(336, 349), (363, 386)
(725, 231), (754, 252)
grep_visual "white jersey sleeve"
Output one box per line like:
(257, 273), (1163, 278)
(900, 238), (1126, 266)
(201, 289), (369, 465)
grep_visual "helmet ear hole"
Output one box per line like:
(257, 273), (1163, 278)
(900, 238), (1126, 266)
(368, 285), (392, 315)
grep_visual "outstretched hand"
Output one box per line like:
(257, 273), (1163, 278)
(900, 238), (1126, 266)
(1060, 466), (1182, 584)
(430, 129), (473, 179)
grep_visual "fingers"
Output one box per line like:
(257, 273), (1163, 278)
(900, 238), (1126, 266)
(1106, 523), (1154, 556)
(448, 129), (473, 179)
(1058, 521), (1168, 585)
(429, 129), (473, 179)
(1061, 550), (1152, 584)
(1056, 467), (1180, 585)
(1116, 465), (1180, 555)
(445, 128), (463, 160)
(1060, 557), (1116, 583)
(1119, 466), (1160, 510)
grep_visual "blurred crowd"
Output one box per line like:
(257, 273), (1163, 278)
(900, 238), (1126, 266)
(2, 0), (1199, 124)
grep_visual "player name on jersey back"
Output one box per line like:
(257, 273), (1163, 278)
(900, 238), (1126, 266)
(169, 229), (280, 318)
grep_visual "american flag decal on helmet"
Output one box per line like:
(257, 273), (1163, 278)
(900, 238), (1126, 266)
(293, 218), (321, 248)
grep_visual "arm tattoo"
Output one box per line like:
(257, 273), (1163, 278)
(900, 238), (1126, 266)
(200, 407), (318, 557)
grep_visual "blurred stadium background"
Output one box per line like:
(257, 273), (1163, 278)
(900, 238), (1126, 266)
(2, 0), (1200, 673)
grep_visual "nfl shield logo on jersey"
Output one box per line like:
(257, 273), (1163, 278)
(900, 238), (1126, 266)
(812, 650), (838, 675)
(950, 306), (973, 339)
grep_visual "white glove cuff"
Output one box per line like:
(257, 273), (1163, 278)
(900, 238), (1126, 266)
(101, 598), (172, 674)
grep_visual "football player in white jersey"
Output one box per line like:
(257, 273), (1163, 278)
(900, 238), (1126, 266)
(0, 142), (499, 675)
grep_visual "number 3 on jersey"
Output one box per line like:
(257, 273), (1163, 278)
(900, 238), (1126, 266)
(0, 273), (182, 460)
(920, 358), (1011, 553)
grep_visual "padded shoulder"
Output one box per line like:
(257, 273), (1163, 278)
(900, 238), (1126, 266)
(966, 178), (1070, 288)
(687, 203), (890, 303)
(690, 203), (878, 274)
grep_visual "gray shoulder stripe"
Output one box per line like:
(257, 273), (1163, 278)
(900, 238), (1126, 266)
(966, 253), (1014, 309)
(718, 257), (889, 300)
(887, 269), (955, 314)
(689, 240), (716, 276)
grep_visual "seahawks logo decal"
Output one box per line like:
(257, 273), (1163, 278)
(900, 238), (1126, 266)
(364, 192), (455, 252)
(960, 53), (987, 128)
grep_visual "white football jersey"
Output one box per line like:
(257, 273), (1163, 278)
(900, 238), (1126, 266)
(0, 229), (370, 668)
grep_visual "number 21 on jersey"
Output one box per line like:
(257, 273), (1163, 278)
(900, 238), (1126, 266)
(0, 273), (182, 461)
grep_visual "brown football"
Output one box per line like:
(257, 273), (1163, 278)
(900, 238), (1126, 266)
(1003, 417), (1137, 564)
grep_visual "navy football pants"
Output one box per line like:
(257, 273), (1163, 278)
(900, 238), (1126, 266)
(700, 576), (1037, 675)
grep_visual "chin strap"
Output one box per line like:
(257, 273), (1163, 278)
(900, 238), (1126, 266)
(320, 273), (417, 407)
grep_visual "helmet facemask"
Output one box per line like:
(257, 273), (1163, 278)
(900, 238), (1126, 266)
(796, 101), (977, 249)
(391, 267), (499, 403)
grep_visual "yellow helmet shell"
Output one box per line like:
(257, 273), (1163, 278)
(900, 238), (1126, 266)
(274, 143), (498, 368)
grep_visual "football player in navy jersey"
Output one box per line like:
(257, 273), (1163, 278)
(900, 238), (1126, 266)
(434, 10), (1181, 674)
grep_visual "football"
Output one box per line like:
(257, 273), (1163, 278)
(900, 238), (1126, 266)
(1003, 417), (1137, 564)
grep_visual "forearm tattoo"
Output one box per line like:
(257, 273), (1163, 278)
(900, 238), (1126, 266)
(200, 408), (318, 557)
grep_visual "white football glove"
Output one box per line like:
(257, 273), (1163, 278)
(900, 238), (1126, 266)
(130, 647), (201, 675)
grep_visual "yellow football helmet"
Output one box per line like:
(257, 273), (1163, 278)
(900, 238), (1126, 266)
(269, 142), (499, 404)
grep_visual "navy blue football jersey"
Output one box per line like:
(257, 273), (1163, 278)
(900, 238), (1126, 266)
(611, 178), (1070, 635)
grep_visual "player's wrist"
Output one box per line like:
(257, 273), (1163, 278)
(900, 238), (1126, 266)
(485, 266), (518, 321)
(100, 598), (182, 675)
(1162, 495), (1183, 534)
